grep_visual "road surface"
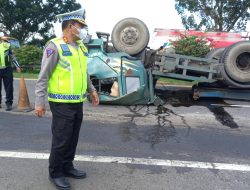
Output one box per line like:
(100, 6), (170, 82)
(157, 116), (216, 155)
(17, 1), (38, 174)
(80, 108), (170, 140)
(0, 79), (249, 190)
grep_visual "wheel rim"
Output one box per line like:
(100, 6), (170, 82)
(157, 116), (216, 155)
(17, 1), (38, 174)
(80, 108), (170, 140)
(236, 52), (250, 71)
(120, 26), (139, 46)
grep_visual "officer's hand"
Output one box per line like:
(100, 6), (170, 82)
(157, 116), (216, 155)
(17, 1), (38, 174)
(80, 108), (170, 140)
(35, 106), (46, 117)
(90, 91), (99, 106)
(16, 67), (21, 73)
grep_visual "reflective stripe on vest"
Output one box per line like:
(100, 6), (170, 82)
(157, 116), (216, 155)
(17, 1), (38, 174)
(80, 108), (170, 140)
(48, 38), (88, 103)
(48, 93), (87, 100)
(0, 42), (10, 68)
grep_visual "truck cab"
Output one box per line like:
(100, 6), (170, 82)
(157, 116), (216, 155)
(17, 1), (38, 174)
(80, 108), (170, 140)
(86, 33), (155, 105)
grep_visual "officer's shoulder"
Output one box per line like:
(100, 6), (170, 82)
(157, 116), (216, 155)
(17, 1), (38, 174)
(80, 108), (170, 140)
(3, 41), (10, 47)
(78, 41), (88, 52)
(44, 38), (59, 50)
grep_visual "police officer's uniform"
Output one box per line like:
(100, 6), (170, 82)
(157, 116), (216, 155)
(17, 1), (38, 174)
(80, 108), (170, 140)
(0, 38), (20, 110)
(35, 8), (96, 189)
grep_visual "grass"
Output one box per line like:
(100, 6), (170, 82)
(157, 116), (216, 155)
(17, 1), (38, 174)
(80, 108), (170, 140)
(13, 72), (39, 79)
(158, 77), (197, 86)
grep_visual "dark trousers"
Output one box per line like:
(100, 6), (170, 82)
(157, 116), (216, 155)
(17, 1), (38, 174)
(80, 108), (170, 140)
(49, 101), (83, 178)
(0, 67), (13, 106)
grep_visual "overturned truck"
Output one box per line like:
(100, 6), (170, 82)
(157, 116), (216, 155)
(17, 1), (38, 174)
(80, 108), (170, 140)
(86, 18), (250, 105)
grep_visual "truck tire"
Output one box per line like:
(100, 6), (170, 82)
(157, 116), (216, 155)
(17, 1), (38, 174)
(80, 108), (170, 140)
(111, 18), (150, 56)
(206, 48), (225, 60)
(220, 41), (250, 83)
(219, 64), (250, 88)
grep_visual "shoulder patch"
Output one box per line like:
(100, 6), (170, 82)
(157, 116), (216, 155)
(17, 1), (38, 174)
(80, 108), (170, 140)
(46, 48), (55, 58)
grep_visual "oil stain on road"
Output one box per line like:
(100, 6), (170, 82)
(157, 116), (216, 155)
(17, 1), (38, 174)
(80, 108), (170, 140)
(156, 87), (239, 129)
(119, 87), (240, 148)
(119, 105), (191, 149)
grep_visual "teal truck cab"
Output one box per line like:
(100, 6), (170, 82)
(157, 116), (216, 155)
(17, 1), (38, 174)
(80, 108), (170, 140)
(87, 36), (156, 105)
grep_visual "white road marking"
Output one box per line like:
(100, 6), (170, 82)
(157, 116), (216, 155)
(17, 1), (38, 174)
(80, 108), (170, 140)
(0, 151), (249, 172)
(211, 104), (250, 108)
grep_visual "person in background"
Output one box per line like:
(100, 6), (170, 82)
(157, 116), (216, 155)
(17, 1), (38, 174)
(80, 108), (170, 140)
(0, 35), (21, 111)
(34, 7), (99, 190)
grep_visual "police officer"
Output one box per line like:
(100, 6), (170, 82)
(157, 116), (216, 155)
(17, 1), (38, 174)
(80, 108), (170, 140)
(0, 36), (21, 111)
(35, 8), (99, 190)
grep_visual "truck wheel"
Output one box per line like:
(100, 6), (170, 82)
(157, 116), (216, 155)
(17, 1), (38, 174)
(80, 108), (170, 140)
(111, 18), (150, 56)
(220, 41), (250, 83)
(219, 64), (250, 88)
(206, 48), (225, 60)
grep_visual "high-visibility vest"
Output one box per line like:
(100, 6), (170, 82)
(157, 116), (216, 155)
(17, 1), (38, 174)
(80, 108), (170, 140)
(48, 37), (88, 103)
(0, 41), (10, 69)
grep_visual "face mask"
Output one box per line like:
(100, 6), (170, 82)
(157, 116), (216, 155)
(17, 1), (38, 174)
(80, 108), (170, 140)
(72, 25), (88, 40)
(78, 28), (88, 40)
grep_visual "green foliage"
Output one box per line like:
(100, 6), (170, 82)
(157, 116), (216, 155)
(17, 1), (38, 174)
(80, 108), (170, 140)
(0, 0), (81, 45)
(175, 0), (250, 32)
(14, 45), (43, 66)
(172, 35), (211, 57)
(13, 72), (39, 79)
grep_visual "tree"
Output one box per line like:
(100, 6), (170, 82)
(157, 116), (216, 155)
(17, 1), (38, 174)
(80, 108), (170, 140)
(0, 0), (81, 45)
(175, 0), (250, 32)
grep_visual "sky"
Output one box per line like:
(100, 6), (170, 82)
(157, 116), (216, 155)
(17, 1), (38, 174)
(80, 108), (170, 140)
(54, 0), (184, 39)
(82, 0), (183, 34)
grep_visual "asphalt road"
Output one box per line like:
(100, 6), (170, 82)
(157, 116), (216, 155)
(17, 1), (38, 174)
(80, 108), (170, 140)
(0, 79), (250, 190)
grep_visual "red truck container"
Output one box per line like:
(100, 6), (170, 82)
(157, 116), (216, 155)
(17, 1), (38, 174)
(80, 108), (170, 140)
(150, 28), (244, 49)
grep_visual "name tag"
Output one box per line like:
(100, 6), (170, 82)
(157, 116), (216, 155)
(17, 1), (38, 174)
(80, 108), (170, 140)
(60, 44), (72, 56)
(62, 51), (72, 56)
